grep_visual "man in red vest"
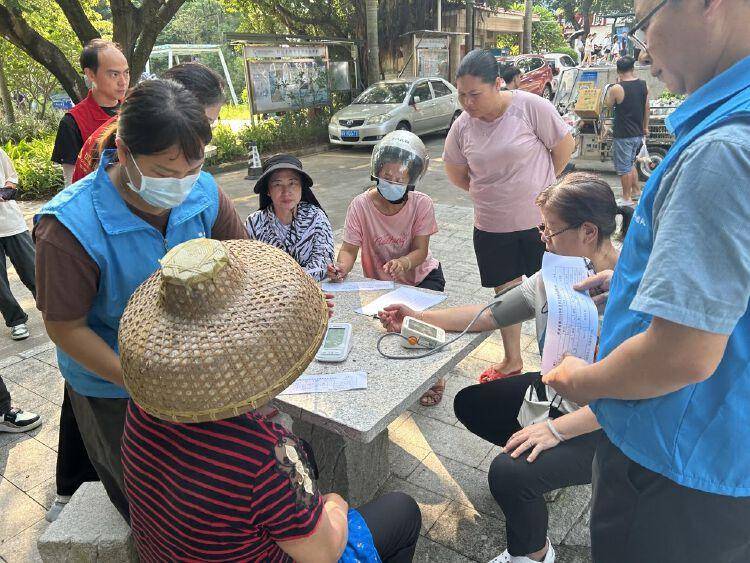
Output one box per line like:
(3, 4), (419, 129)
(51, 39), (129, 186)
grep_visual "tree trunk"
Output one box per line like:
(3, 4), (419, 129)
(0, 54), (15, 124)
(465, 0), (474, 51)
(365, 0), (380, 85)
(582, 0), (593, 37)
(0, 3), (86, 102)
(522, 0), (533, 54)
(563, 2), (579, 31)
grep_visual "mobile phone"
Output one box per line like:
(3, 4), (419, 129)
(0, 187), (17, 201)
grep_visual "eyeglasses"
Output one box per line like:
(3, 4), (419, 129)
(538, 223), (581, 242)
(628, 0), (669, 54)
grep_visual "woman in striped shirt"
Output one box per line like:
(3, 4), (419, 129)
(246, 154), (334, 281)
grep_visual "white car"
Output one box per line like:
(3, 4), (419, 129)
(328, 78), (462, 146)
(544, 53), (579, 93)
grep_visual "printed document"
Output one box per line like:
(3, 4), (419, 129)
(540, 253), (598, 374)
(279, 371), (368, 395)
(321, 279), (395, 292)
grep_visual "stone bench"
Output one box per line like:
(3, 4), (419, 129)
(35, 475), (591, 561)
(38, 482), (137, 563)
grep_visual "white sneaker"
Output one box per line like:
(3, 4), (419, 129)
(488, 540), (555, 563)
(0, 407), (41, 433)
(45, 495), (72, 523)
(10, 323), (29, 340)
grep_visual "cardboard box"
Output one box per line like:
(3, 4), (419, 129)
(575, 88), (603, 119)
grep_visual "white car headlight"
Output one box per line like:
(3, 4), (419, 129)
(365, 113), (391, 125)
(329, 115), (338, 126)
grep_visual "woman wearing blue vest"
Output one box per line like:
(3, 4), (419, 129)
(33, 79), (248, 521)
(543, 0), (750, 560)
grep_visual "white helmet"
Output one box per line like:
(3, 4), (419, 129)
(370, 130), (429, 189)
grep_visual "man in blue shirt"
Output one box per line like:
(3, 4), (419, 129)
(542, 0), (750, 560)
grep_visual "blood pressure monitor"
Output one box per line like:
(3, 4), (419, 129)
(315, 322), (353, 363)
(400, 316), (446, 349)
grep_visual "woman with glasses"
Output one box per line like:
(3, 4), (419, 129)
(443, 49), (575, 386)
(379, 173), (632, 563)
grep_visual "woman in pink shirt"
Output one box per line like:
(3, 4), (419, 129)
(328, 131), (446, 406)
(444, 49), (574, 384)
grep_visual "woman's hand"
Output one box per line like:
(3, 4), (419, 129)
(382, 257), (408, 279)
(324, 293), (335, 318)
(503, 420), (563, 463)
(574, 269), (613, 306)
(542, 355), (591, 405)
(326, 263), (347, 282)
(377, 304), (417, 332)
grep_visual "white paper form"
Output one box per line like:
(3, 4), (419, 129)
(355, 286), (447, 317)
(540, 253), (598, 375)
(321, 280), (395, 293)
(279, 371), (368, 395)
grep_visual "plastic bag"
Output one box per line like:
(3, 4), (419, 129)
(637, 141), (650, 162)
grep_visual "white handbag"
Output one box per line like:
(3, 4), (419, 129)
(517, 379), (565, 428)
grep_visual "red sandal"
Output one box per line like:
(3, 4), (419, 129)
(479, 367), (522, 384)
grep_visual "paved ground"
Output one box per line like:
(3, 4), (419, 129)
(0, 134), (620, 562)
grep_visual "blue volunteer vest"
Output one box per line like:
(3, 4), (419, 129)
(36, 150), (220, 398)
(591, 56), (750, 496)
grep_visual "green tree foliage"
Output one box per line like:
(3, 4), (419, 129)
(0, 0), (108, 117)
(154, 0), (244, 97)
(0, 0), (188, 102)
(498, 3), (569, 54)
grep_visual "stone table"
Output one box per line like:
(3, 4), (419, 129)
(276, 279), (490, 506)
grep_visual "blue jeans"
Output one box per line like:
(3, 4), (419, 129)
(613, 136), (644, 176)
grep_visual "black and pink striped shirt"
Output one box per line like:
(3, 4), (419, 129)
(121, 401), (323, 562)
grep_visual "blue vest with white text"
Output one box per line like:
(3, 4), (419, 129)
(591, 56), (750, 496)
(36, 151), (219, 398)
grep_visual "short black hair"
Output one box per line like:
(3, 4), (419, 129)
(80, 39), (122, 73)
(117, 79), (212, 162)
(502, 66), (522, 85)
(456, 49), (499, 85)
(617, 55), (636, 74)
(162, 62), (225, 108)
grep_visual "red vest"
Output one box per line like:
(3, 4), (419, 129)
(68, 91), (117, 147)
(72, 115), (118, 183)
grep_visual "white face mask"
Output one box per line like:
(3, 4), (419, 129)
(124, 152), (200, 209)
(376, 179), (408, 203)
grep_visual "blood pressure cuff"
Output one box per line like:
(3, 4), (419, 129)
(488, 282), (536, 328)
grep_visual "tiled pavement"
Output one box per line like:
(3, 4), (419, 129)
(0, 199), (596, 561)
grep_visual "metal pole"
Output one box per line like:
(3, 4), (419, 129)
(217, 49), (239, 104)
(437, 0), (442, 31)
(466, 0), (474, 52)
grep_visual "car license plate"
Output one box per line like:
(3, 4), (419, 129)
(341, 130), (359, 139)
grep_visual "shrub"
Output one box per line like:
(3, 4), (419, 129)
(0, 112), (60, 145)
(554, 46), (580, 62)
(3, 136), (63, 200)
(207, 125), (245, 165)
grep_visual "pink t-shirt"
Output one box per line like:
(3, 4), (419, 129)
(443, 90), (569, 233)
(343, 190), (440, 286)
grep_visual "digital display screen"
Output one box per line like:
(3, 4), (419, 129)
(409, 319), (438, 338)
(323, 327), (346, 349)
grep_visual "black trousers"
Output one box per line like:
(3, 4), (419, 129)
(591, 434), (750, 563)
(66, 384), (130, 522)
(359, 492), (421, 562)
(0, 231), (36, 327)
(454, 373), (600, 556)
(416, 263), (446, 292)
(55, 386), (100, 497)
(0, 375), (11, 414)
